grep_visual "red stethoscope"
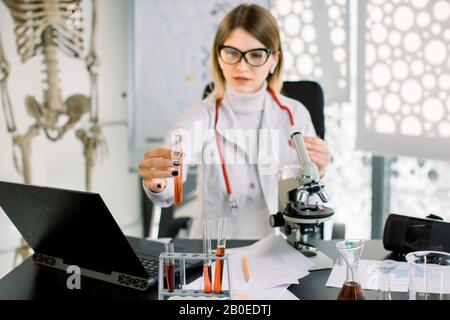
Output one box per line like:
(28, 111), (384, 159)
(214, 87), (295, 211)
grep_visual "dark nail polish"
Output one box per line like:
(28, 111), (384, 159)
(173, 160), (180, 166)
(172, 171), (179, 176)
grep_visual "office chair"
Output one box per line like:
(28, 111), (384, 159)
(281, 81), (325, 140)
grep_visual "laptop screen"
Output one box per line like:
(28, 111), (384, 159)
(0, 181), (148, 278)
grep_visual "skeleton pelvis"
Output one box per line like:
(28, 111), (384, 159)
(25, 94), (90, 136)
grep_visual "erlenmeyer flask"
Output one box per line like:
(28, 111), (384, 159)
(336, 239), (365, 300)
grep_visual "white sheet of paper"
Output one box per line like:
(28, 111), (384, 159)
(274, 287), (300, 300)
(185, 234), (312, 293)
(326, 259), (409, 292)
(228, 234), (312, 290)
(234, 284), (299, 300)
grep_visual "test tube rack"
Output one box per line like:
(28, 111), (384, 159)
(158, 252), (233, 300)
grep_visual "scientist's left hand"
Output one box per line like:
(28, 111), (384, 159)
(303, 136), (330, 178)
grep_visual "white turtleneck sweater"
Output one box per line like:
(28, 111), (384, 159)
(224, 82), (266, 130)
(221, 82), (273, 239)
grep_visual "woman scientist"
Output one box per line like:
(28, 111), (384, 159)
(138, 4), (330, 239)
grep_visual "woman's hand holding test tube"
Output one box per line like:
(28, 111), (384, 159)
(138, 148), (183, 193)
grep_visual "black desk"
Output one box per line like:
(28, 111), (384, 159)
(0, 238), (406, 300)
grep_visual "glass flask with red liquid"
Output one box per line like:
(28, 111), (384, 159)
(336, 239), (365, 300)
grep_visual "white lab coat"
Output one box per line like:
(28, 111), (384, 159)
(145, 90), (316, 238)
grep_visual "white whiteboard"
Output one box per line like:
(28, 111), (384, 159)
(128, 0), (269, 168)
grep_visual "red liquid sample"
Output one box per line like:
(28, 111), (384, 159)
(174, 163), (183, 206)
(213, 246), (225, 294)
(203, 264), (212, 293)
(165, 263), (175, 292)
(337, 282), (365, 300)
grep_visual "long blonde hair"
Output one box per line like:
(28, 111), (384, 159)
(210, 4), (284, 99)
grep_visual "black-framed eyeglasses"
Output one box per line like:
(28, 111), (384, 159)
(218, 45), (273, 67)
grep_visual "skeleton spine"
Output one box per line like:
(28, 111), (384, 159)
(42, 27), (65, 116)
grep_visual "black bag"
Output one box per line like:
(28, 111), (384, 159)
(383, 213), (450, 255)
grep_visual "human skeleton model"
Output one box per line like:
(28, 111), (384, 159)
(0, 0), (106, 265)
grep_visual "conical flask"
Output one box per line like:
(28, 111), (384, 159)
(336, 239), (365, 300)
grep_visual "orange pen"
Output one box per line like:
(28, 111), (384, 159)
(242, 256), (252, 283)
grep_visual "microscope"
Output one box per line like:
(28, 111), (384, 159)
(270, 132), (335, 270)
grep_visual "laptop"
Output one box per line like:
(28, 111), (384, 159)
(0, 181), (197, 291)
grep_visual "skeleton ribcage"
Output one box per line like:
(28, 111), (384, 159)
(3, 0), (84, 63)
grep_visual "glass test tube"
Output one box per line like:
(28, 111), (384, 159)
(173, 135), (183, 206)
(164, 242), (175, 292)
(202, 218), (212, 293)
(213, 217), (228, 294)
(180, 255), (186, 291)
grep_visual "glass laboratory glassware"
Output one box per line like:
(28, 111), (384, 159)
(406, 251), (450, 300)
(336, 239), (365, 300)
(213, 217), (228, 294)
(377, 260), (398, 300)
(202, 218), (212, 293)
(164, 242), (175, 292)
(172, 134), (183, 206)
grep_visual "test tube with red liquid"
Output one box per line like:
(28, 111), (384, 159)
(213, 217), (227, 294)
(202, 218), (212, 293)
(172, 135), (183, 206)
(164, 242), (175, 292)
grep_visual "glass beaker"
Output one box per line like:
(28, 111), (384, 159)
(377, 260), (398, 300)
(406, 251), (450, 300)
(336, 239), (365, 300)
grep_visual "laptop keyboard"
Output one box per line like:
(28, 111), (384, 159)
(139, 257), (160, 277)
